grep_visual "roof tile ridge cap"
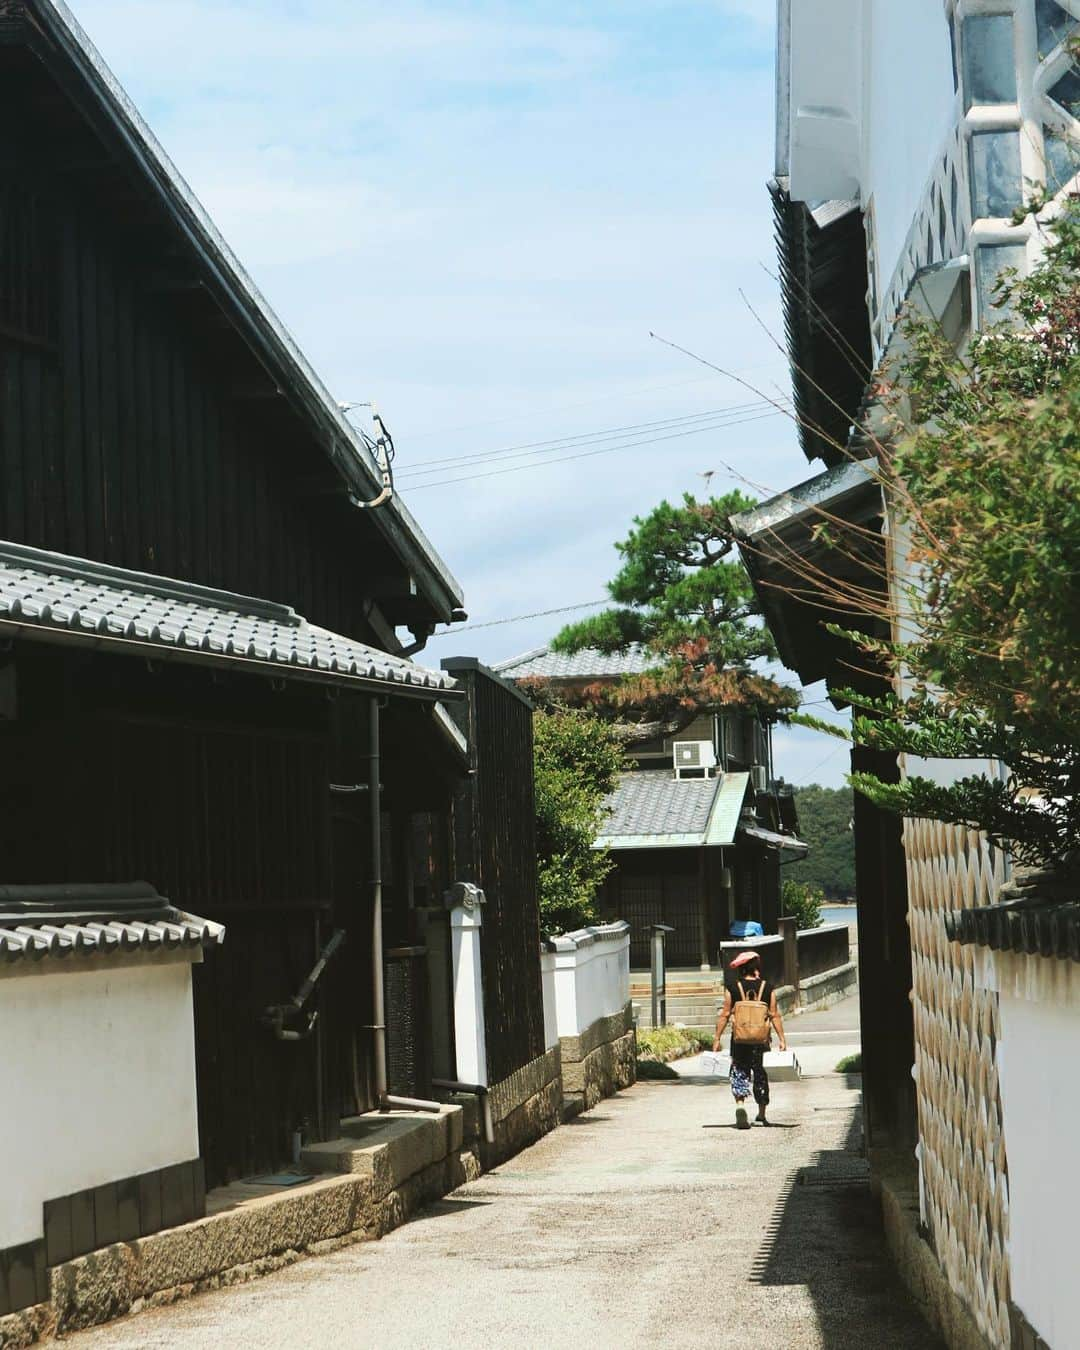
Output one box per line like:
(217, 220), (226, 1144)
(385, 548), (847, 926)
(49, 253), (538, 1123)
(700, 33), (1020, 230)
(0, 540), (302, 628)
(491, 645), (551, 671)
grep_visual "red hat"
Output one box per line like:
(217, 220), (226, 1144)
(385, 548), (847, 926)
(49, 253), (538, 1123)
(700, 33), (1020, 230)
(729, 950), (760, 969)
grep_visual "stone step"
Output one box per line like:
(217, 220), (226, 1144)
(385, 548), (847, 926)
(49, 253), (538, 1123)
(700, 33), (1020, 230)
(300, 1105), (463, 1201)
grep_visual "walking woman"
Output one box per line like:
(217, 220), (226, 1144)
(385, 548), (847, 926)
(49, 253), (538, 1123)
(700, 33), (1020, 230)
(713, 950), (787, 1129)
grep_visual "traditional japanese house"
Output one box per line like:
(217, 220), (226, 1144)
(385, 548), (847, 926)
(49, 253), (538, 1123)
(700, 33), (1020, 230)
(741, 6), (1080, 1347)
(0, 0), (548, 1297)
(495, 645), (806, 969)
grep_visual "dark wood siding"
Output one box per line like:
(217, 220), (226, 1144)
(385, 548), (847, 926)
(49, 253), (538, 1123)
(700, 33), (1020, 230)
(0, 178), (375, 635)
(444, 662), (546, 1086)
(0, 643), (373, 1188)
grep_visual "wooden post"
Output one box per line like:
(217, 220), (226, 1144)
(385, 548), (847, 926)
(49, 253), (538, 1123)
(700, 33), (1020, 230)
(778, 916), (799, 1001)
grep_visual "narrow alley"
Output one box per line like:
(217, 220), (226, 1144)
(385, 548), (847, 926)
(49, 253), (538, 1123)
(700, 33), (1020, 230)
(64, 1001), (938, 1350)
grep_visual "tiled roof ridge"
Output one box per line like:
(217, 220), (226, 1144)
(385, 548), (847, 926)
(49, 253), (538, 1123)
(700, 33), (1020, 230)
(0, 541), (299, 627)
(0, 882), (225, 963)
(945, 865), (1080, 962)
(0, 541), (456, 693)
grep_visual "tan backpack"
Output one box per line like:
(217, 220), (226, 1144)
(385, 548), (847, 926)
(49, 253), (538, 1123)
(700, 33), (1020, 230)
(731, 980), (773, 1046)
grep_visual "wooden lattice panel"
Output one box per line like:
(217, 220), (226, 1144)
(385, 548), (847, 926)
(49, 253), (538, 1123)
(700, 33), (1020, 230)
(904, 816), (1011, 1347)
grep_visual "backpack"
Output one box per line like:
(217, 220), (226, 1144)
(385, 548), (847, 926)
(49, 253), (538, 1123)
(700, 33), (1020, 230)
(731, 980), (772, 1046)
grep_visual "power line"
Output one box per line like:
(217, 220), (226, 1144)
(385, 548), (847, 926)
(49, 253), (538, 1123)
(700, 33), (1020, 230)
(428, 598), (610, 637)
(403, 409), (781, 492)
(396, 399), (784, 477)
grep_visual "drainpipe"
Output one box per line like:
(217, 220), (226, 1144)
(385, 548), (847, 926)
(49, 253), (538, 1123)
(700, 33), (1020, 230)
(432, 1079), (496, 1145)
(368, 695), (443, 1116)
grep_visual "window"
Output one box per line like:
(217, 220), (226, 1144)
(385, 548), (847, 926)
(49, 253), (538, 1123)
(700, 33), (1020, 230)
(962, 14), (1017, 108)
(968, 130), (1023, 218)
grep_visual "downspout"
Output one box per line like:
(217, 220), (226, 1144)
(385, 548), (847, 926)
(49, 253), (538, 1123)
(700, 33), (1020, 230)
(368, 695), (443, 1116)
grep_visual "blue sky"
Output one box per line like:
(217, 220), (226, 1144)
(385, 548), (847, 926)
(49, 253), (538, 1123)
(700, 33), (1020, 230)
(73, 0), (851, 788)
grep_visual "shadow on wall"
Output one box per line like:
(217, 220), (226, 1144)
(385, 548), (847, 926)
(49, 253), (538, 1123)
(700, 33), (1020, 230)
(750, 1087), (944, 1350)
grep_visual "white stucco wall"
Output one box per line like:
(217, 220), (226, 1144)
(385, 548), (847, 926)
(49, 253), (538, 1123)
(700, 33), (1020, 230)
(1, 956), (201, 1251)
(542, 922), (630, 1042)
(861, 0), (957, 300)
(991, 951), (1080, 1349)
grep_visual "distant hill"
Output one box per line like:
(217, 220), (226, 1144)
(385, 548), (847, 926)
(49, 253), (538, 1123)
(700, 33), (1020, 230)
(787, 784), (856, 900)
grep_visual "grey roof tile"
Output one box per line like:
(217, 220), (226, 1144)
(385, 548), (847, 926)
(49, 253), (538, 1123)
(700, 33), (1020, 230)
(0, 542), (456, 695)
(495, 644), (654, 681)
(595, 771), (750, 850)
(0, 882), (224, 964)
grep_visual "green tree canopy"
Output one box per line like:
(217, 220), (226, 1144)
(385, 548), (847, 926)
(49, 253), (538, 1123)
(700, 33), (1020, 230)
(785, 785), (855, 899)
(551, 491), (798, 727)
(533, 708), (625, 934)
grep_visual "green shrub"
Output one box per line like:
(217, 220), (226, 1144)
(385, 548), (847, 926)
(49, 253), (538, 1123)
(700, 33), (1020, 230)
(636, 1025), (712, 1062)
(836, 1053), (862, 1074)
(533, 708), (624, 934)
(781, 879), (824, 931)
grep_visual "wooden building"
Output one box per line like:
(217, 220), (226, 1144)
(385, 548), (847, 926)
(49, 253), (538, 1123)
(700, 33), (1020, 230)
(496, 645), (806, 969)
(0, 0), (548, 1255)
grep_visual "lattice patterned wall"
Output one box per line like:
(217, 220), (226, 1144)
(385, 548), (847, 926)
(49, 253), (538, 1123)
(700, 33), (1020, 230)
(904, 816), (1010, 1347)
(872, 120), (971, 356)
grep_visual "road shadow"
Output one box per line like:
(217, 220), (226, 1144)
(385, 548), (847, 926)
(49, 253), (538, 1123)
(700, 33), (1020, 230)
(748, 1093), (943, 1348)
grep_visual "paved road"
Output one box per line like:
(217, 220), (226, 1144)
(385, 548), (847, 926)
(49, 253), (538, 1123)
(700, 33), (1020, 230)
(67, 998), (938, 1350)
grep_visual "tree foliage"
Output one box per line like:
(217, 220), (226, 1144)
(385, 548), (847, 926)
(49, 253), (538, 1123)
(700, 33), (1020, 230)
(533, 708), (625, 934)
(785, 785), (856, 899)
(551, 491), (798, 727)
(821, 196), (1080, 867)
(781, 879), (824, 931)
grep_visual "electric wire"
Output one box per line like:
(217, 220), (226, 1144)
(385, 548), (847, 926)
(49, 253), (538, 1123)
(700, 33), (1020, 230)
(396, 398), (786, 477)
(403, 409), (781, 492)
(427, 598), (610, 636)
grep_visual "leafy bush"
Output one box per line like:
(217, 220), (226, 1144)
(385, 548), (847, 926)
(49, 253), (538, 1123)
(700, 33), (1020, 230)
(836, 1053), (862, 1074)
(781, 879), (824, 931)
(534, 708), (624, 934)
(636, 1025), (713, 1061)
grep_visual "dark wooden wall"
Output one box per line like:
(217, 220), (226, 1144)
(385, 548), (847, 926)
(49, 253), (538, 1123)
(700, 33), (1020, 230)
(443, 661), (546, 1086)
(852, 745), (917, 1150)
(0, 642), (380, 1187)
(0, 64), (398, 643)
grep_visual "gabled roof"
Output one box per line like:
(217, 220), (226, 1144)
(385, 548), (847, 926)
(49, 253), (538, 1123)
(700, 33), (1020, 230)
(594, 771), (750, 851)
(0, 541), (459, 698)
(495, 644), (654, 682)
(11, 0), (462, 622)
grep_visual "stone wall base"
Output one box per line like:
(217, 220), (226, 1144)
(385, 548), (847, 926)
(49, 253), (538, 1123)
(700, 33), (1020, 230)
(872, 1154), (993, 1350)
(560, 1002), (636, 1118)
(0, 1149), (482, 1350)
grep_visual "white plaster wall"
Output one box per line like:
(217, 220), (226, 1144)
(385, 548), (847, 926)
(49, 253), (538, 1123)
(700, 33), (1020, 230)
(540, 951), (559, 1051)
(543, 924), (630, 1041)
(862, 0), (957, 299)
(1, 958), (200, 1250)
(993, 952), (1080, 1350)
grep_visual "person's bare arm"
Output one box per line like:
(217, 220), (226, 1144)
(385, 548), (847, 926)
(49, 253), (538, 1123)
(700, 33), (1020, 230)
(713, 990), (733, 1051)
(770, 991), (787, 1052)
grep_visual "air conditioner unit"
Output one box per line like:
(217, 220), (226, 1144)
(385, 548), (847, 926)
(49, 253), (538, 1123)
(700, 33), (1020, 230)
(751, 763), (768, 792)
(673, 740), (717, 779)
